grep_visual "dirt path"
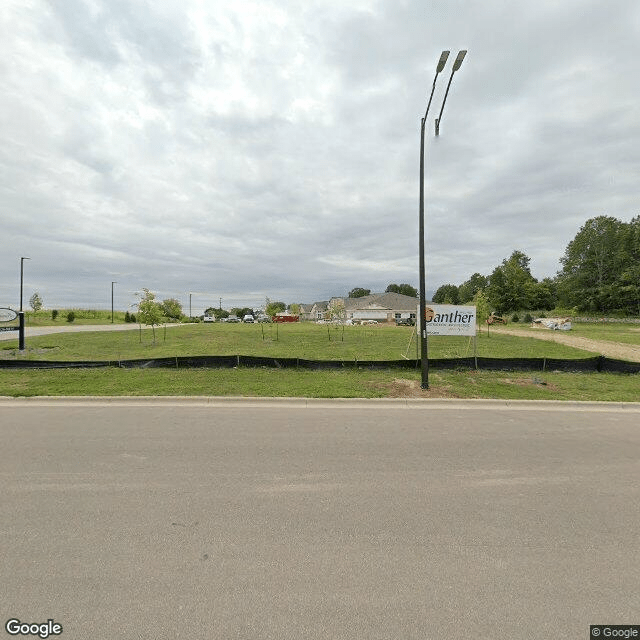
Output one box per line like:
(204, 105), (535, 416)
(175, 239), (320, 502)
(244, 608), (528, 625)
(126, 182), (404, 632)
(493, 327), (640, 362)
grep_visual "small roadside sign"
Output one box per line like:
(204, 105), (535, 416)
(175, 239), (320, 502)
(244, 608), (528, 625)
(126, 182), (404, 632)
(0, 308), (18, 322)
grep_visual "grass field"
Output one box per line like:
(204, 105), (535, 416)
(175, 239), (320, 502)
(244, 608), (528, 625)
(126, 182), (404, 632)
(1, 321), (638, 400)
(2, 321), (598, 361)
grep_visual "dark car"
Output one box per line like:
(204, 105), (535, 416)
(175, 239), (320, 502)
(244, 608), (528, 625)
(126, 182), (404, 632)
(395, 317), (415, 326)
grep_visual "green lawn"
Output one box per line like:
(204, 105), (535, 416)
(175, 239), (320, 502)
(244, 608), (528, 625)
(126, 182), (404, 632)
(1, 322), (597, 362)
(1, 321), (638, 400)
(0, 368), (638, 401)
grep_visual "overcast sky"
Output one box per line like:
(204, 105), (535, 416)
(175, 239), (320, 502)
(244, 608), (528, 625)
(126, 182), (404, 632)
(1, 0), (639, 314)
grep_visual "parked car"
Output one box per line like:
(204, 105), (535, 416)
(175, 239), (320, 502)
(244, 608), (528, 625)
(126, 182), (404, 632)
(226, 316), (240, 323)
(395, 317), (415, 326)
(257, 315), (271, 323)
(203, 315), (215, 323)
(243, 314), (255, 323)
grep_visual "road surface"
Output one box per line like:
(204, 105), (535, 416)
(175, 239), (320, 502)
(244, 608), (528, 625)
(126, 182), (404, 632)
(0, 322), (185, 341)
(1, 399), (638, 639)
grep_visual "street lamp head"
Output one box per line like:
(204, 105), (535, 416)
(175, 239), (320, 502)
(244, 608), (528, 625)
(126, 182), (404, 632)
(436, 50), (450, 73)
(452, 49), (467, 72)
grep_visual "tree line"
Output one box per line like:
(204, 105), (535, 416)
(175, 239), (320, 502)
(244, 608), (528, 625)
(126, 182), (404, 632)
(433, 215), (640, 316)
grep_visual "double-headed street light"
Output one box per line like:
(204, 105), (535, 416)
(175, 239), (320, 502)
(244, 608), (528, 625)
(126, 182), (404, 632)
(419, 49), (467, 389)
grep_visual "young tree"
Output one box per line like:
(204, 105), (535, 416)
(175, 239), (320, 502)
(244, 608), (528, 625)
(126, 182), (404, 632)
(265, 301), (286, 317)
(289, 303), (301, 315)
(327, 298), (346, 321)
(136, 288), (163, 342)
(29, 292), (43, 312)
(473, 289), (491, 327)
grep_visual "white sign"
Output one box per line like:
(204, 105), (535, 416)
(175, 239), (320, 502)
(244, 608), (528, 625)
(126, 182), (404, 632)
(419, 304), (476, 336)
(0, 308), (18, 323)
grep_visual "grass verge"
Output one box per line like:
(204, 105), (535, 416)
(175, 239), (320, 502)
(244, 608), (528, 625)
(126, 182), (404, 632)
(0, 367), (638, 401)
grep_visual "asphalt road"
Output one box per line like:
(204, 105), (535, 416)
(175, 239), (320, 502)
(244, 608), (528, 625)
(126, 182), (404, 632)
(1, 399), (638, 640)
(0, 323), (185, 341)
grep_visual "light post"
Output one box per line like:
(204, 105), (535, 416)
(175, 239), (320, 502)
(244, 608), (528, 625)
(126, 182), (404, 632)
(20, 257), (31, 312)
(419, 49), (466, 389)
(111, 282), (117, 323)
(189, 293), (192, 319)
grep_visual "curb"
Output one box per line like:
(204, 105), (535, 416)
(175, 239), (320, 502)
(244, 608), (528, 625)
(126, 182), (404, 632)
(1, 396), (640, 412)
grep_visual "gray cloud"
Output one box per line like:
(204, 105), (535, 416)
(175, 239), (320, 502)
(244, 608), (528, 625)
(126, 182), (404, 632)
(1, 0), (639, 314)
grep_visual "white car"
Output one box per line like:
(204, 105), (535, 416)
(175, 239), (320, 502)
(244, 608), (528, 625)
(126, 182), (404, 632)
(243, 314), (255, 323)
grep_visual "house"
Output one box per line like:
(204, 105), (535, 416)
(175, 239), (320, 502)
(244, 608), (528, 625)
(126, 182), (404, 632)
(299, 293), (422, 323)
(342, 292), (420, 323)
(300, 301), (328, 322)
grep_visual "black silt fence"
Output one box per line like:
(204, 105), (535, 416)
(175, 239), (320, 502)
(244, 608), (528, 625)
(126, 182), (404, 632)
(0, 355), (639, 373)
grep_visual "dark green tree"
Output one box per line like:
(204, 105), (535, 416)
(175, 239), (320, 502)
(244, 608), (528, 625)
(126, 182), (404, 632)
(231, 307), (253, 318)
(385, 283), (418, 297)
(487, 250), (537, 313)
(205, 307), (229, 320)
(348, 287), (371, 298)
(458, 273), (488, 303)
(162, 298), (183, 320)
(557, 216), (630, 312)
(432, 284), (460, 304)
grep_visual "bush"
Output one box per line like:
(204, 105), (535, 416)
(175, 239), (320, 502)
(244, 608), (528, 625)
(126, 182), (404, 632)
(511, 314), (519, 323)
(523, 313), (533, 323)
(66, 311), (75, 323)
(51, 309), (58, 321)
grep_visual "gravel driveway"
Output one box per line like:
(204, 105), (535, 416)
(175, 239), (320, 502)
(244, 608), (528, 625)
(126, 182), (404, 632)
(493, 326), (640, 362)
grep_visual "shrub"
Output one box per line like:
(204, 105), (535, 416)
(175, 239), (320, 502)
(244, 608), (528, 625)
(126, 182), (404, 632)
(523, 313), (533, 323)
(66, 311), (75, 323)
(511, 314), (520, 323)
(51, 309), (58, 321)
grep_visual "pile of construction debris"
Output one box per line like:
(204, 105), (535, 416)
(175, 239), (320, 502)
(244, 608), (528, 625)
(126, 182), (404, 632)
(532, 317), (572, 331)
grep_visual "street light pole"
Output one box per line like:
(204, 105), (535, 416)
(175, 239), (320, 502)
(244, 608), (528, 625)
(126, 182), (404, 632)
(419, 50), (466, 389)
(20, 257), (31, 312)
(189, 293), (192, 319)
(419, 51), (449, 390)
(111, 282), (117, 323)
